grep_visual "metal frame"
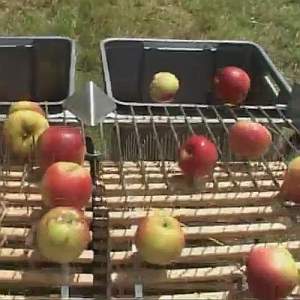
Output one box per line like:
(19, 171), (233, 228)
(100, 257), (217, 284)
(99, 104), (298, 184)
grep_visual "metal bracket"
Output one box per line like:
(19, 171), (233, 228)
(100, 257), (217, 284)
(134, 283), (144, 300)
(63, 81), (116, 126)
(287, 82), (300, 127)
(132, 245), (144, 300)
(85, 152), (103, 160)
(61, 264), (70, 299)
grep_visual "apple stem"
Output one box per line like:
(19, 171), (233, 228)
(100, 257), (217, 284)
(208, 237), (226, 246)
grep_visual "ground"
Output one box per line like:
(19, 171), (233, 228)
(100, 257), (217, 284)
(0, 0), (299, 89)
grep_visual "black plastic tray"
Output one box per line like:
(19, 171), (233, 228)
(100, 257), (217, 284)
(0, 36), (75, 114)
(100, 38), (292, 115)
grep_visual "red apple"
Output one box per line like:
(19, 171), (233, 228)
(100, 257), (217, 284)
(178, 134), (218, 178)
(36, 126), (86, 171)
(246, 246), (298, 300)
(36, 207), (90, 264)
(41, 162), (93, 209)
(134, 210), (185, 265)
(214, 66), (250, 105)
(228, 120), (272, 159)
(280, 155), (300, 203)
(9, 100), (45, 116)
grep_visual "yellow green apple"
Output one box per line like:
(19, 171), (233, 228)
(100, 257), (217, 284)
(150, 72), (179, 102)
(134, 210), (185, 265)
(36, 206), (91, 264)
(3, 110), (49, 160)
(280, 155), (300, 203)
(9, 100), (45, 116)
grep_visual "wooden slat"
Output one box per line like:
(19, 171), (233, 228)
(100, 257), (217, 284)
(110, 240), (300, 266)
(0, 161), (90, 172)
(111, 265), (241, 287)
(101, 170), (284, 184)
(0, 178), (281, 195)
(0, 297), (89, 300)
(104, 179), (280, 197)
(0, 181), (40, 193)
(0, 180), (97, 196)
(109, 223), (289, 245)
(103, 191), (278, 208)
(109, 205), (287, 225)
(0, 247), (93, 264)
(0, 227), (93, 243)
(111, 266), (300, 295)
(1, 193), (42, 206)
(132, 285), (300, 300)
(2, 193), (92, 208)
(112, 291), (229, 300)
(101, 160), (286, 171)
(0, 270), (93, 287)
(0, 164), (91, 181)
(2, 207), (93, 225)
(1, 165), (285, 183)
(0, 171), (37, 181)
(117, 281), (232, 292)
(229, 285), (300, 299)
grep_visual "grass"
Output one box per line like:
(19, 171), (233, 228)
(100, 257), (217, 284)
(0, 0), (299, 90)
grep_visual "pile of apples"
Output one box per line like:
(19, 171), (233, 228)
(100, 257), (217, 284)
(149, 66), (250, 105)
(175, 122), (300, 300)
(135, 127), (300, 300)
(178, 121), (272, 180)
(2, 101), (92, 264)
(135, 121), (273, 261)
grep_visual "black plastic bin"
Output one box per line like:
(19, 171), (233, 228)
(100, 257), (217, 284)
(0, 36), (75, 115)
(100, 38), (292, 114)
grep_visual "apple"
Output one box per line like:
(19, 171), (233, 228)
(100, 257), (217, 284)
(246, 246), (298, 300)
(36, 126), (86, 171)
(178, 134), (218, 178)
(3, 110), (49, 160)
(280, 155), (300, 203)
(134, 210), (185, 265)
(228, 120), (272, 159)
(36, 206), (91, 264)
(150, 72), (179, 102)
(8, 100), (45, 116)
(41, 161), (93, 209)
(214, 66), (251, 105)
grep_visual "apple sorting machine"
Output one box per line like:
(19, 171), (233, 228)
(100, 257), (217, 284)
(0, 36), (299, 300)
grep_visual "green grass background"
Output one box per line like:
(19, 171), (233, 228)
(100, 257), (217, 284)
(1, 0), (299, 89)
